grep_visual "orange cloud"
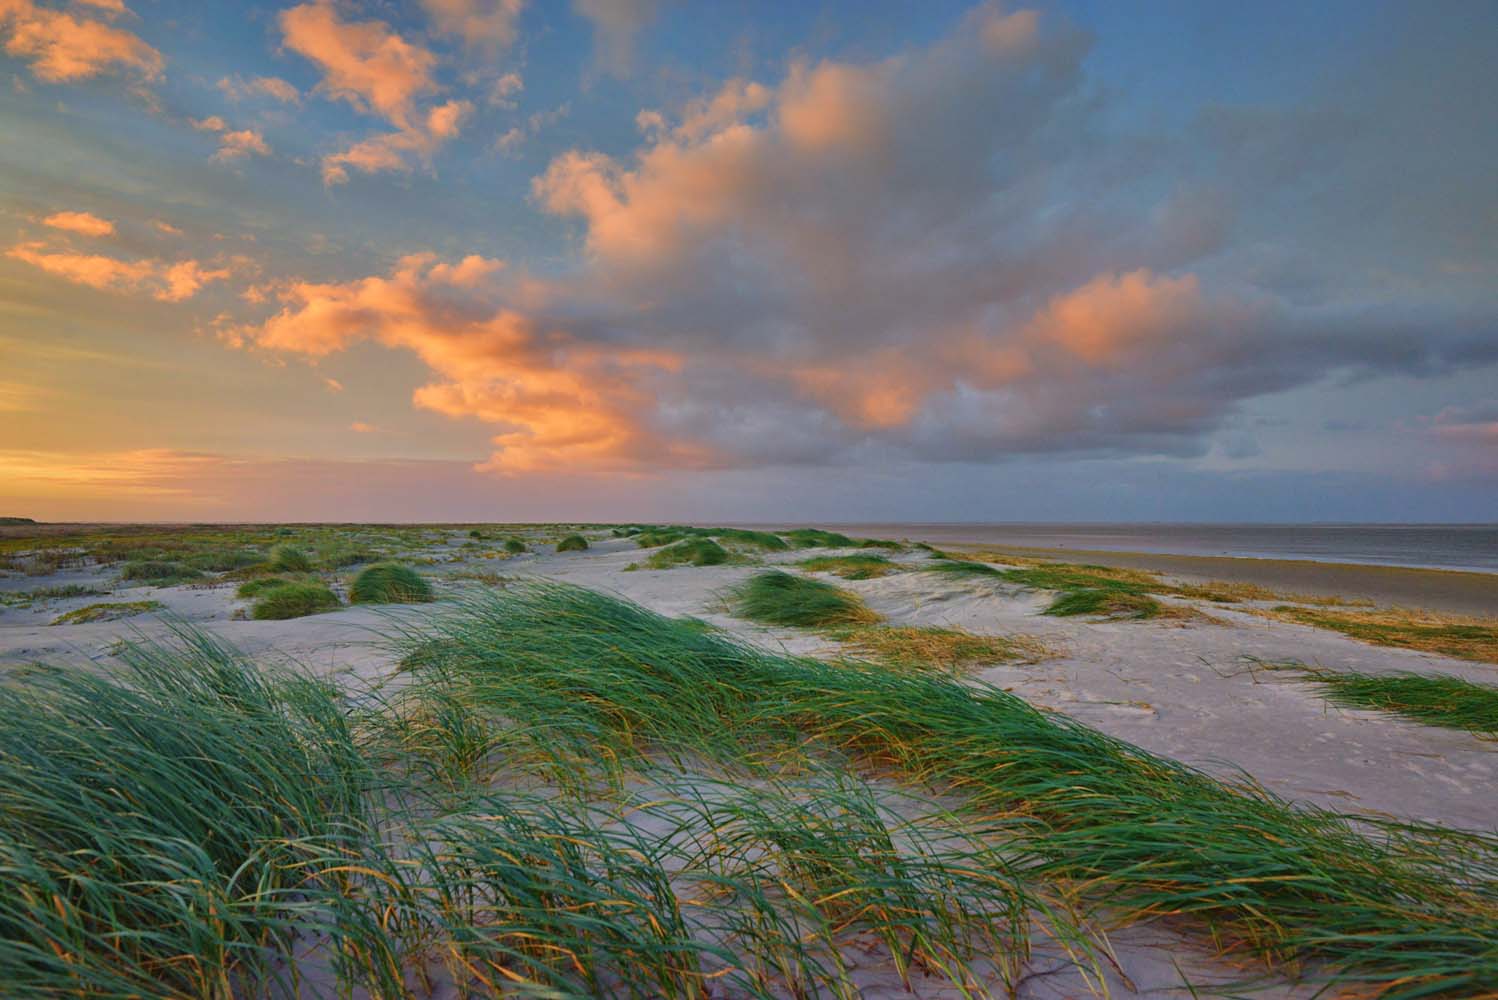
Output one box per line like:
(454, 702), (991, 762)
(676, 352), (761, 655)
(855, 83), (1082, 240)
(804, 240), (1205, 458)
(322, 99), (471, 183)
(1023, 270), (1203, 367)
(190, 115), (272, 161)
(41, 210), (115, 237)
(280, 1), (437, 130)
(236, 254), (700, 472)
(7, 241), (230, 301)
(0, 0), (162, 83)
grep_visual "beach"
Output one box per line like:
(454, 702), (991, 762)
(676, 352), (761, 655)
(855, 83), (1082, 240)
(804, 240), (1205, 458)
(2, 522), (1495, 997)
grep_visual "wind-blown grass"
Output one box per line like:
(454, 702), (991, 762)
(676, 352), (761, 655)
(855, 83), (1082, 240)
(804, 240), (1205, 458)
(120, 560), (202, 586)
(266, 543), (313, 573)
(0, 630), (372, 997)
(349, 563), (433, 604)
(1265, 605), (1498, 663)
(250, 581), (340, 620)
(730, 570), (881, 628)
(1043, 588), (1163, 619)
(403, 584), (1498, 997)
(1280, 666), (1498, 737)
(782, 528), (856, 549)
(645, 537), (729, 568)
(556, 533), (589, 552)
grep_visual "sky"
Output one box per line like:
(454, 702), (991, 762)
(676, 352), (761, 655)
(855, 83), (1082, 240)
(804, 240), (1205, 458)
(1, 0), (1495, 523)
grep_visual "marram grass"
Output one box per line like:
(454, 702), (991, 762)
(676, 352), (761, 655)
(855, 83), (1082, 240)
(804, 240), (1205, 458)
(10, 580), (1498, 998)
(348, 562), (433, 604)
(404, 584), (1498, 997)
(250, 580), (340, 619)
(1278, 664), (1498, 737)
(555, 533), (590, 552)
(730, 570), (881, 627)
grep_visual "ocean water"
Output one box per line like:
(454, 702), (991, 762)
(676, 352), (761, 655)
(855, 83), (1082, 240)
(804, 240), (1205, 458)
(807, 523), (1498, 574)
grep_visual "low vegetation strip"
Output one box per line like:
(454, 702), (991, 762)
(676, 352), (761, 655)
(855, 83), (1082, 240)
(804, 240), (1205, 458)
(50, 600), (163, 625)
(408, 584), (1498, 997)
(1265, 605), (1498, 663)
(1279, 665), (1498, 736)
(797, 553), (899, 579)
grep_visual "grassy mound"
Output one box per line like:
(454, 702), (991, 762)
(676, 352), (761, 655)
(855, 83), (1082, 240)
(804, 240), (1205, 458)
(349, 563), (433, 604)
(236, 575), (298, 598)
(266, 544), (312, 573)
(555, 534), (589, 553)
(503, 537), (527, 554)
(644, 537), (729, 569)
(798, 554), (898, 580)
(120, 560), (202, 585)
(921, 559), (1005, 578)
(1044, 588), (1162, 619)
(782, 528), (856, 549)
(730, 571), (880, 627)
(50, 600), (163, 625)
(250, 581), (340, 620)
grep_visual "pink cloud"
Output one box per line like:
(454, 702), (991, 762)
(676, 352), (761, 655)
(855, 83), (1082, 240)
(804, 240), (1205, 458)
(280, 1), (437, 130)
(41, 210), (114, 237)
(0, 0), (162, 83)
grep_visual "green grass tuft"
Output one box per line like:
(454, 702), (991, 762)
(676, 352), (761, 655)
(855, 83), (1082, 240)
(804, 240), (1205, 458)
(266, 543), (313, 573)
(349, 563), (433, 604)
(555, 534), (589, 553)
(503, 537), (527, 554)
(782, 528), (856, 549)
(120, 560), (202, 585)
(645, 537), (729, 568)
(730, 570), (881, 627)
(1282, 666), (1498, 736)
(1043, 588), (1162, 619)
(250, 581), (340, 620)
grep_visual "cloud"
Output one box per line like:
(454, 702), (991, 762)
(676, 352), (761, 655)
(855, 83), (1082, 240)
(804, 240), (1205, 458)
(488, 69), (522, 106)
(1428, 401), (1498, 445)
(153, 219), (182, 236)
(41, 209), (114, 237)
(321, 98), (471, 183)
(492, 100), (568, 155)
(0, 0), (162, 83)
(218, 74), (300, 104)
(279, 1), (474, 184)
(572, 0), (658, 77)
(7, 241), (231, 301)
(421, 0), (524, 50)
(240, 3), (1498, 475)
(191, 114), (271, 161)
(232, 253), (698, 471)
(349, 420), (378, 433)
(280, 1), (437, 130)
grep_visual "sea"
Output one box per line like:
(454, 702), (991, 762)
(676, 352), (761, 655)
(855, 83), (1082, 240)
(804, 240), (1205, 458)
(793, 523), (1498, 574)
